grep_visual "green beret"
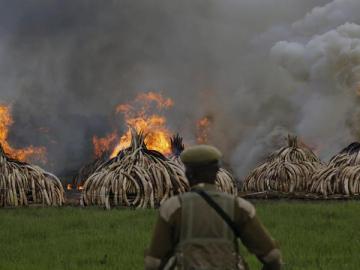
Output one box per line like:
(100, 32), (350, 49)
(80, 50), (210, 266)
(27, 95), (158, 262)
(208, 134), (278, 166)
(180, 145), (222, 165)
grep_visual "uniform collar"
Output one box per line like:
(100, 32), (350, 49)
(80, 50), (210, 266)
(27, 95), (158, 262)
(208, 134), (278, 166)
(190, 183), (218, 192)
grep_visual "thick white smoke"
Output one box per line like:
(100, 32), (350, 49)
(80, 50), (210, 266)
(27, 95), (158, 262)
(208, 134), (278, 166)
(231, 0), (360, 178)
(271, 21), (360, 161)
(292, 0), (360, 35)
(272, 23), (360, 88)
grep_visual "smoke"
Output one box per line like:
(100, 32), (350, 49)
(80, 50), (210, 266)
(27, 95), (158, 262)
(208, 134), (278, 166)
(271, 16), (360, 161)
(230, 0), (360, 177)
(292, 0), (360, 35)
(1, 0), (357, 179)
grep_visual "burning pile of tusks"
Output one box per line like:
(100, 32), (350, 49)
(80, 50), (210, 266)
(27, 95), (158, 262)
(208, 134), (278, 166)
(79, 132), (237, 209)
(81, 130), (189, 209)
(0, 144), (64, 207)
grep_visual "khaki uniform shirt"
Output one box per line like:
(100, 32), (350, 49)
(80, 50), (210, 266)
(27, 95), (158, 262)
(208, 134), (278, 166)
(145, 183), (282, 270)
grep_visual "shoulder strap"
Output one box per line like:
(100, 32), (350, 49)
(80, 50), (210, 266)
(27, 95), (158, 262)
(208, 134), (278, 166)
(192, 189), (241, 239)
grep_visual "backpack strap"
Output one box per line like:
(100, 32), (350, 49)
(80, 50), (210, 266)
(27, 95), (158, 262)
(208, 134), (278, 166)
(192, 189), (241, 239)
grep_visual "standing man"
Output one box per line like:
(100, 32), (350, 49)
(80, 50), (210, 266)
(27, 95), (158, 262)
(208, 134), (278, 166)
(145, 145), (282, 270)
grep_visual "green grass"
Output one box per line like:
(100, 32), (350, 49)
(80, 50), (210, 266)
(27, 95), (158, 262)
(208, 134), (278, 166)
(0, 201), (359, 270)
(246, 201), (360, 270)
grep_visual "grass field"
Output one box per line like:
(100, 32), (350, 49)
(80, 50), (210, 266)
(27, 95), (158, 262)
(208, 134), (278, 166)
(0, 201), (359, 270)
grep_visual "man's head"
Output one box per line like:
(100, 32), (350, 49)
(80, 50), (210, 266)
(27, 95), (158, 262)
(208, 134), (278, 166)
(180, 145), (222, 186)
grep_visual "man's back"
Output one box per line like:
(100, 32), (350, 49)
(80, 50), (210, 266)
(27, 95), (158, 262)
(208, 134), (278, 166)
(176, 186), (243, 269)
(145, 183), (282, 270)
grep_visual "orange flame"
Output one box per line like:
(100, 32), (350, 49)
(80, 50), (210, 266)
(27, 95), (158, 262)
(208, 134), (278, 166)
(0, 104), (46, 162)
(92, 132), (117, 158)
(112, 92), (173, 157)
(111, 115), (171, 157)
(93, 92), (173, 158)
(67, 183), (83, 191)
(196, 116), (212, 144)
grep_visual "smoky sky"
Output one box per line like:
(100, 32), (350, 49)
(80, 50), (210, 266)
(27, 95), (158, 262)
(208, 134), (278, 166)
(1, 0), (351, 178)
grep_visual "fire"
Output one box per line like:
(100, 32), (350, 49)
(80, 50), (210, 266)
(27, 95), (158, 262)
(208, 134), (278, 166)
(0, 104), (46, 162)
(93, 132), (117, 158)
(93, 92), (173, 158)
(67, 183), (84, 191)
(111, 115), (172, 157)
(196, 116), (212, 144)
(111, 92), (173, 157)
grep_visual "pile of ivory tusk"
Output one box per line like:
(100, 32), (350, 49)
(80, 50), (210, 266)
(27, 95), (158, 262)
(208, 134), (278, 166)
(309, 142), (360, 196)
(81, 131), (189, 209)
(0, 144), (64, 207)
(170, 134), (238, 195)
(243, 135), (323, 193)
(215, 168), (238, 195)
(72, 153), (108, 190)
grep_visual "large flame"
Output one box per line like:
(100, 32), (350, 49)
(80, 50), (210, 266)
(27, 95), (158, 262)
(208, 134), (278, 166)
(0, 104), (46, 162)
(93, 92), (173, 158)
(112, 92), (173, 157)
